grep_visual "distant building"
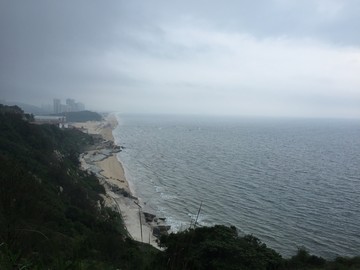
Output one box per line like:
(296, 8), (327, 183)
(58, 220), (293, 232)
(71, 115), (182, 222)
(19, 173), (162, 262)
(53, 98), (85, 113)
(41, 103), (53, 114)
(34, 115), (66, 127)
(61, 104), (68, 113)
(53, 99), (61, 114)
(77, 102), (85, 111)
(66, 98), (76, 112)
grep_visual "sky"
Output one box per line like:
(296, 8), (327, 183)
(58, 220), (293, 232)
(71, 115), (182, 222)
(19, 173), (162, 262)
(1, 0), (360, 118)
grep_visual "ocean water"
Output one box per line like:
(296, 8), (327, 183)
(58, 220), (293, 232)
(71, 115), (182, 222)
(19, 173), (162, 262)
(113, 114), (360, 258)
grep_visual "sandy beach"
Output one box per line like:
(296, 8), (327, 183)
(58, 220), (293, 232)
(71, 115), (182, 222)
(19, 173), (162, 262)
(73, 114), (167, 247)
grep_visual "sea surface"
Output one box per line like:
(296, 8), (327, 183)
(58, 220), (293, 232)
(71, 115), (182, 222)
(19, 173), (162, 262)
(113, 114), (360, 258)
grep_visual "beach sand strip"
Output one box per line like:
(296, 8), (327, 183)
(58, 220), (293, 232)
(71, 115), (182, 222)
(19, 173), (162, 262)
(73, 114), (164, 247)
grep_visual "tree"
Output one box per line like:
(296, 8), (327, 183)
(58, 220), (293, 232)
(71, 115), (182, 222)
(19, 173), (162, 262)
(158, 225), (283, 270)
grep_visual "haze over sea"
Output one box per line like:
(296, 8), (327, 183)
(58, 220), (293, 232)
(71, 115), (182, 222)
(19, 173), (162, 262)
(113, 114), (360, 258)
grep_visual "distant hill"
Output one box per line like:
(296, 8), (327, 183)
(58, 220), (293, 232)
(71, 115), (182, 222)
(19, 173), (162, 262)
(54, 110), (103, 122)
(3, 101), (49, 115)
(1, 102), (103, 122)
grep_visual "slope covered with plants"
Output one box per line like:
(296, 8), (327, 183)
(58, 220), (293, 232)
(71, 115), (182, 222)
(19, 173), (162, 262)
(0, 105), (157, 269)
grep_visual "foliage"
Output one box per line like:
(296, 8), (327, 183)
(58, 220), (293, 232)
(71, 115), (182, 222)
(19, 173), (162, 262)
(285, 247), (326, 269)
(0, 105), (157, 269)
(158, 225), (283, 270)
(156, 226), (360, 270)
(284, 248), (360, 270)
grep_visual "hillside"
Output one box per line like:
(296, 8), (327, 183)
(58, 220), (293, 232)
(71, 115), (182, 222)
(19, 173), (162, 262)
(54, 110), (103, 122)
(2, 101), (49, 115)
(0, 105), (158, 269)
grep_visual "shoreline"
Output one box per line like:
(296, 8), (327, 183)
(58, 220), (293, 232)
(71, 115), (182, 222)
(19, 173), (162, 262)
(73, 113), (169, 247)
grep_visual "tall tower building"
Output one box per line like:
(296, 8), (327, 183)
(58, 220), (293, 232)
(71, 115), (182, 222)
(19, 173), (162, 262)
(53, 99), (61, 114)
(66, 98), (76, 112)
(76, 102), (85, 111)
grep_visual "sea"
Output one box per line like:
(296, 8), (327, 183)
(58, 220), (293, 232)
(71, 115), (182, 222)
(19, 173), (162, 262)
(112, 114), (360, 259)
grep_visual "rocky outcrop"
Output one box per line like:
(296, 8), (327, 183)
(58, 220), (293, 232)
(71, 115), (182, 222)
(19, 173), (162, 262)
(143, 211), (171, 238)
(152, 225), (171, 238)
(110, 185), (137, 199)
(144, 212), (156, 223)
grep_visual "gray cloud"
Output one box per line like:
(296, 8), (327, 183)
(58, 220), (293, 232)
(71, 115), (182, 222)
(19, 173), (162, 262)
(1, 0), (360, 118)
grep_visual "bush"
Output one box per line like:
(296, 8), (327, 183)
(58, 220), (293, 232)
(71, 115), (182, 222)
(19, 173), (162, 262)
(158, 225), (283, 270)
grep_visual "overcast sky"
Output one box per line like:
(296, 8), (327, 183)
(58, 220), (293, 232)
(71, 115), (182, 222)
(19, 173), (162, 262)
(1, 0), (360, 118)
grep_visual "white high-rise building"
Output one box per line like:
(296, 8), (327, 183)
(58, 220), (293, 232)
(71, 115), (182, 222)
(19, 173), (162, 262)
(53, 99), (61, 114)
(53, 98), (85, 113)
(66, 98), (76, 112)
(76, 102), (85, 111)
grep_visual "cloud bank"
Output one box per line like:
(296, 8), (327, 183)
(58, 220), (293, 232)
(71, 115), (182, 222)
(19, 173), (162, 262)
(1, 0), (359, 118)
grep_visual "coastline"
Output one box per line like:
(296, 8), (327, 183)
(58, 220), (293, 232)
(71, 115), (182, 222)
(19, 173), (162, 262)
(73, 113), (168, 247)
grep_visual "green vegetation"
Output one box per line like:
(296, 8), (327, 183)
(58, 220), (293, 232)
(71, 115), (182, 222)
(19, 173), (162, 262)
(157, 225), (282, 270)
(0, 105), (158, 269)
(0, 104), (359, 269)
(156, 226), (360, 270)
